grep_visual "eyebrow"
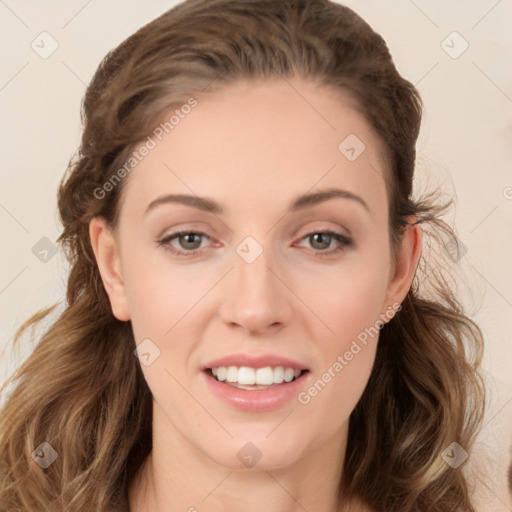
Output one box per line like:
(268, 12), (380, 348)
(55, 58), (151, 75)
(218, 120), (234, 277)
(144, 187), (370, 216)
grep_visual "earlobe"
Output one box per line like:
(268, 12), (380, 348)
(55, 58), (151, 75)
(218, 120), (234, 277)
(383, 218), (423, 316)
(89, 217), (131, 321)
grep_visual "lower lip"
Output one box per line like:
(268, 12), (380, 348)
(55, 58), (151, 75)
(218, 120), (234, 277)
(202, 370), (309, 412)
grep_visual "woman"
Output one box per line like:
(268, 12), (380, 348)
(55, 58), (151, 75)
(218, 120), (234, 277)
(0, 0), (485, 510)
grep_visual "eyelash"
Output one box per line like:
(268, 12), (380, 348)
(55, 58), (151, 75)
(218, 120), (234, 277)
(156, 229), (352, 258)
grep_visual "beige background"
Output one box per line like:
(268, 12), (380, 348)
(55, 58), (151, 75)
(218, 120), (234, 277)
(1, 1), (511, 509)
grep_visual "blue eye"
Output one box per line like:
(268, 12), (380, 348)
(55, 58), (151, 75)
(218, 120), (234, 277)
(157, 230), (210, 256)
(157, 229), (352, 257)
(300, 231), (352, 256)
(174, 232), (203, 250)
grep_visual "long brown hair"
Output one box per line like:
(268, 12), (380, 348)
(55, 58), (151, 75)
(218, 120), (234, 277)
(0, 1), (485, 510)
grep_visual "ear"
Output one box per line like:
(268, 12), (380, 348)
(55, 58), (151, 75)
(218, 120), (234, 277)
(89, 217), (131, 321)
(382, 217), (423, 316)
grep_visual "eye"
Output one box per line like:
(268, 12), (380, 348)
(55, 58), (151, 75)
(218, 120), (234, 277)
(157, 230), (212, 256)
(176, 232), (204, 250)
(296, 230), (352, 257)
(156, 229), (352, 258)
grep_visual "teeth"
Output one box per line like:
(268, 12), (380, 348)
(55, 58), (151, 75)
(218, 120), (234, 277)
(284, 368), (294, 382)
(210, 366), (304, 385)
(256, 367), (273, 385)
(273, 366), (284, 384)
(226, 366), (239, 383)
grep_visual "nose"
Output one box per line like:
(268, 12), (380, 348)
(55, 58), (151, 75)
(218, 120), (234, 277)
(218, 247), (294, 335)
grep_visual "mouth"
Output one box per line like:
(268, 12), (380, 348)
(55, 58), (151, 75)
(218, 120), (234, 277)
(204, 366), (309, 390)
(201, 355), (312, 411)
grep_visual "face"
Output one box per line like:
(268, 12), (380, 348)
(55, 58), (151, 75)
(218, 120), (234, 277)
(90, 77), (420, 471)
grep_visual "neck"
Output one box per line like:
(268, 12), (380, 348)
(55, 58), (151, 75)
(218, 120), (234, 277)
(128, 403), (370, 512)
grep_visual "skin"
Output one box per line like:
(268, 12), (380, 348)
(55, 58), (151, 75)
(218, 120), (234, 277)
(90, 76), (422, 512)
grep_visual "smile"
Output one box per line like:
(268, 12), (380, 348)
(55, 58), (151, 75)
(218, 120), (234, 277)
(203, 366), (310, 411)
(209, 365), (305, 389)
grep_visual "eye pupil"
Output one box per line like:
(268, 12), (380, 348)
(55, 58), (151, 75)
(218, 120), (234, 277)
(310, 233), (331, 250)
(180, 233), (202, 250)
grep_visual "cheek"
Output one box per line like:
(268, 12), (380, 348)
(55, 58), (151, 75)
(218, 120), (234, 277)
(316, 277), (383, 388)
(122, 247), (212, 340)
(293, 254), (390, 342)
(297, 305), (381, 437)
(292, 253), (389, 422)
(122, 253), (206, 408)
(121, 248), (223, 393)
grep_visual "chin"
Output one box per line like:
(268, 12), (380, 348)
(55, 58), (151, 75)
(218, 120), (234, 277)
(203, 431), (311, 471)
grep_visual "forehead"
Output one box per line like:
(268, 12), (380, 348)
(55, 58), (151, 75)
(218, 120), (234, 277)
(120, 77), (390, 218)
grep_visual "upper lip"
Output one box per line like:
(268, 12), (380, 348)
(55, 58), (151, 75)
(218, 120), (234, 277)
(202, 354), (309, 371)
